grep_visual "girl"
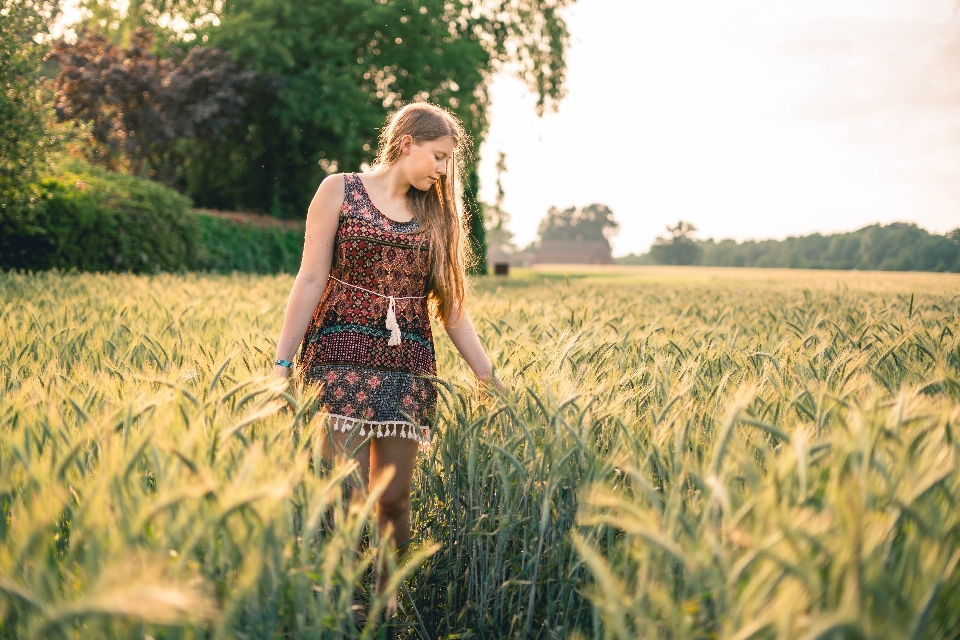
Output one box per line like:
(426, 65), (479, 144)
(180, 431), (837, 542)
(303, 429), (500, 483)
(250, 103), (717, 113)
(272, 102), (502, 605)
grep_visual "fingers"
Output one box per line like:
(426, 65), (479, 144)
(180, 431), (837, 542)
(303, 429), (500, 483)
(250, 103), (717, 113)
(477, 373), (506, 393)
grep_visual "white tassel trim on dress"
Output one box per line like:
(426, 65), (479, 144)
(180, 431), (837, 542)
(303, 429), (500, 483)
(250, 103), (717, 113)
(319, 412), (432, 449)
(385, 296), (401, 346)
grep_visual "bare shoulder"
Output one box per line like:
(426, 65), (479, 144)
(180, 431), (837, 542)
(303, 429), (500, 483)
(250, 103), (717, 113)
(314, 173), (347, 204)
(308, 173), (347, 219)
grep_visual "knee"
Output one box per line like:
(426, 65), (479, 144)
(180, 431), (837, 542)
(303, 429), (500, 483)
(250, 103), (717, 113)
(377, 492), (410, 522)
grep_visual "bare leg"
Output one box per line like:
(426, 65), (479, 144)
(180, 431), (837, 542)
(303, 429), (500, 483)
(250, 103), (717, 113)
(318, 416), (372, 623)
(369, 434), (421, 603)
(319, 416), (371, 495)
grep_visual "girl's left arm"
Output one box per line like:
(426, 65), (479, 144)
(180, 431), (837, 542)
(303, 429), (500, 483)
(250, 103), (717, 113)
(444, 308), (505, 390)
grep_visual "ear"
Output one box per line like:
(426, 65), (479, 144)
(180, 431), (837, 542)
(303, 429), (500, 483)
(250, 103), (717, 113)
(400, 134), (415, 155)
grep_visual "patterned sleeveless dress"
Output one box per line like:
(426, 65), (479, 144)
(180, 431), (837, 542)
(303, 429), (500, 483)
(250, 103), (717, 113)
(298, 173), (437, 447)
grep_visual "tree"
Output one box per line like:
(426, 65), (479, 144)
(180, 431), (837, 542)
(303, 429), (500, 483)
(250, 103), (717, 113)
(0, 0), (59, 195)
(75, 0), (219, 46)
(650, 220), (702, 266)
(538, 203), (619, 245)
(485, 151), (515, 252)
(0, 0), (62, 268)
(49, 29), (262, 186)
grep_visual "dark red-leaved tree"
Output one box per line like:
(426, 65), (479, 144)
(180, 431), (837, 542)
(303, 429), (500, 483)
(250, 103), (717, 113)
(49, 28), (261, 185)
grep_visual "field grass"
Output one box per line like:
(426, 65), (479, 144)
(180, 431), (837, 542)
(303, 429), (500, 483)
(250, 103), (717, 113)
(2, 265), (959, 639)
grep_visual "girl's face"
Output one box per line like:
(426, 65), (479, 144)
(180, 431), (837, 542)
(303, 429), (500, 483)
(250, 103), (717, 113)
(399, 135), (456, 191)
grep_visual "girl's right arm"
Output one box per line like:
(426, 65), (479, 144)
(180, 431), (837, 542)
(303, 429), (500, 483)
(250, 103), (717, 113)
(273, 175), (345, 377)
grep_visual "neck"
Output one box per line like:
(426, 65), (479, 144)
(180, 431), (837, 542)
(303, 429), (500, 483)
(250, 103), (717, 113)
(376, 164), (411, 199)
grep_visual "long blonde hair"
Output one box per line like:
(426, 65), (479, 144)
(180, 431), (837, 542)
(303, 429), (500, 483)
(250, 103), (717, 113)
(374, 103), (471, 323)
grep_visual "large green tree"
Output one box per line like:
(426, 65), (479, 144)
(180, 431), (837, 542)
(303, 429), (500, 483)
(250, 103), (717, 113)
(76, 0), (572, 269)
(0, 0), (58, 195)
(0, 0), (62, 266)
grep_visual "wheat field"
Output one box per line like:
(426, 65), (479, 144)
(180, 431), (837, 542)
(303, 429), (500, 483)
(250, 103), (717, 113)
(1, 266), (959, 639)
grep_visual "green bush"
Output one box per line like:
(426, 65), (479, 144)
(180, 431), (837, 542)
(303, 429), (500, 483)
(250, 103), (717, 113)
(193, 214), (303, 274)
(1, 162), (305, 274)
(1, 162), (199, 272)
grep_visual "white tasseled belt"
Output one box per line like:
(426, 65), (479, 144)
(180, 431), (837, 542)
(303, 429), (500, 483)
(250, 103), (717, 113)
(329, 276), (426, 346)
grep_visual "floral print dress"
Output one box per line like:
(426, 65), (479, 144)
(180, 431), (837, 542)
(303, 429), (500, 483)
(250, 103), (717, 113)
(299, 173), (437, 447)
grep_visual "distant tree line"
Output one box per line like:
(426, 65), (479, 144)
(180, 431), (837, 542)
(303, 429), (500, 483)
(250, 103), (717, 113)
(619, 221), (960, 272)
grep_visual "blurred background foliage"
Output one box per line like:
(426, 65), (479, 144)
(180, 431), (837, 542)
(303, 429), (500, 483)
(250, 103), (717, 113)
(0, 1), (60, 200)
(1, 0), (574, 272)
(48, 27), (260, 186)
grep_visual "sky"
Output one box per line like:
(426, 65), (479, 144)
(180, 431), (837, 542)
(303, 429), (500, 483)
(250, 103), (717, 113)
(476, 0), (960, 256)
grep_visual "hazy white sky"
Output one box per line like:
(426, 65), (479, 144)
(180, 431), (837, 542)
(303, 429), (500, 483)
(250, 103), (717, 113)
(476, 0), (960, 255)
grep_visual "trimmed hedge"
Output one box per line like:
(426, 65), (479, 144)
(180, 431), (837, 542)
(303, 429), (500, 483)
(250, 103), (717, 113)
(1, 163), (199, 272)
(193, 214), (303, 274)
(1, 162), (305, 274)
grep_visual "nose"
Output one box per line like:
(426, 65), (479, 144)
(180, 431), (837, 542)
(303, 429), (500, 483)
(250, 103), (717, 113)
(437, 160), (447, 175)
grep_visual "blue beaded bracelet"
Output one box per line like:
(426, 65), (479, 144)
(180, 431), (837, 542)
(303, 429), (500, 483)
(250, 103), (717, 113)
(275, 359), (294, 368)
